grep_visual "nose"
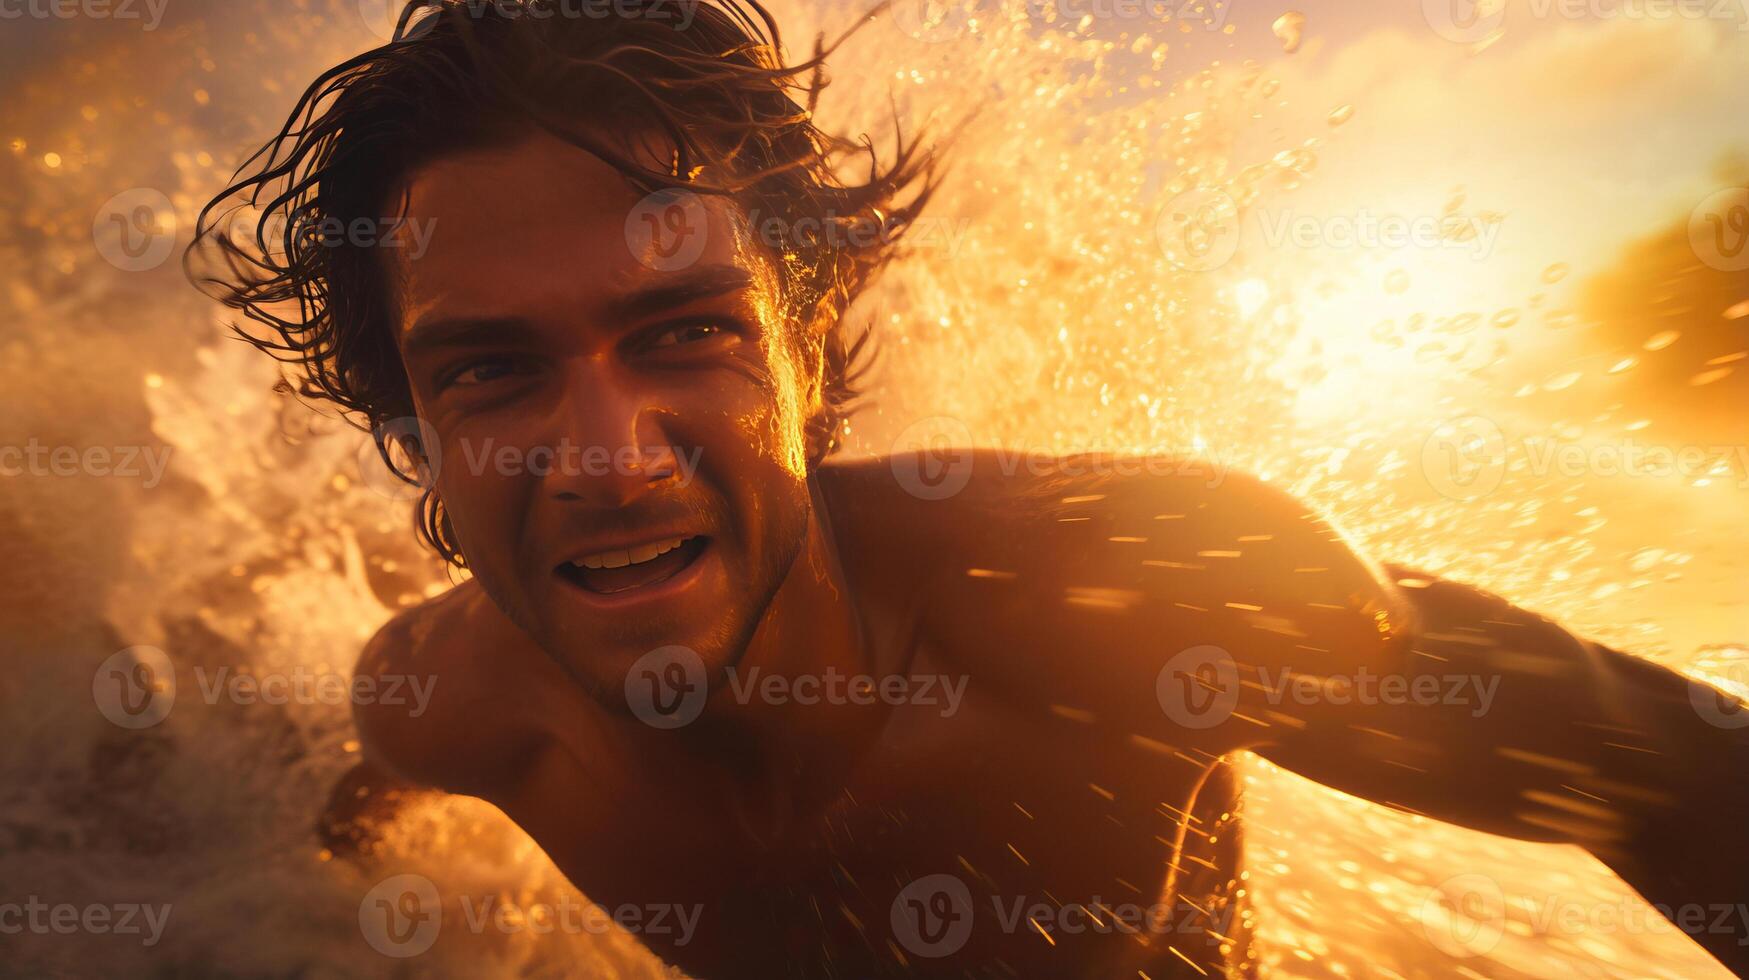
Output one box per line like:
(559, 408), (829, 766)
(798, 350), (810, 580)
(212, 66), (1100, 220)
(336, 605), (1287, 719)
(541, 358), (678, 509)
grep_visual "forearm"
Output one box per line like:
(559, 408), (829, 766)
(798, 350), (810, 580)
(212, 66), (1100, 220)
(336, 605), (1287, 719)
(1584, 643), (1749, 971)
(1267, 566), (1749, 966)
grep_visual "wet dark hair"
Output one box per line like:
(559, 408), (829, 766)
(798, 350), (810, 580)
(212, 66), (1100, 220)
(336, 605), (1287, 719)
(189, 0), (937, 566)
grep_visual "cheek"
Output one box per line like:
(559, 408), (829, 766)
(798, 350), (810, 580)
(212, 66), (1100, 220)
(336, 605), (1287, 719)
(674, 372), (806, 491)
(664, 377), (809, 526)
(431, 437), (527, 570)
(666, 337), (817, 483)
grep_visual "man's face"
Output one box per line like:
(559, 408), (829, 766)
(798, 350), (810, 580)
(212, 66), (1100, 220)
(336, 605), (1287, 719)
(386, 129), (815, 698)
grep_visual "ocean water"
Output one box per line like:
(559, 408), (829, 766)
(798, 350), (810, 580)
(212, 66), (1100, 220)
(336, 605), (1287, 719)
(2, 0), (1744, 976)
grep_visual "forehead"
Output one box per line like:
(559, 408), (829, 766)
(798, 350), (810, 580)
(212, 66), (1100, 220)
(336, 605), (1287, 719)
(385, 128), (758, 337)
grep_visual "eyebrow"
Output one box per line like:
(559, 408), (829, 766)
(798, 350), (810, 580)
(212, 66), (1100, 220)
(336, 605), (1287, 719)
(606, 264), (754, 322)
(400, 264), (757, 358)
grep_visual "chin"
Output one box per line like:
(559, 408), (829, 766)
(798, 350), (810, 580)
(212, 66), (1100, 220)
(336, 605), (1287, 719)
(529, 534), (792, 706)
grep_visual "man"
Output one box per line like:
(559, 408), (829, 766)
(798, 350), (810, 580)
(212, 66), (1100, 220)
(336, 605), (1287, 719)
(193, 1), (1748, 976)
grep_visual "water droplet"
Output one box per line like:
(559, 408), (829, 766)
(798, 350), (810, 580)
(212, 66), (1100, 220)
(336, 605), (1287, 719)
(1542, 262), (1569, 284)
(1327, 104), (1354, 127)
(1272, 12), (1305, 54)
(1643, 330), (1679, 351)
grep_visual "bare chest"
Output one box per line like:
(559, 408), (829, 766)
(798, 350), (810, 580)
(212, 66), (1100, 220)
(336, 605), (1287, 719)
(519, 655), (1247, 978)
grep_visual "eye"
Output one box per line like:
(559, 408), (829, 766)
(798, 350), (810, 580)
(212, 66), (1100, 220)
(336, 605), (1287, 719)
(440, 356), (524, 390)
(648, 321), (730, 349)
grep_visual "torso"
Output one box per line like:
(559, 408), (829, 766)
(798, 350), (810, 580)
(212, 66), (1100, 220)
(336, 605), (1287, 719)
(485, 646), (1249, 978)
(391, 453), (1407, 977)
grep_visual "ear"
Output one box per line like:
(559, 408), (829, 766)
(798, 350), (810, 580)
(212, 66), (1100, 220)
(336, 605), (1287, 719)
(373, 415), (440, 490)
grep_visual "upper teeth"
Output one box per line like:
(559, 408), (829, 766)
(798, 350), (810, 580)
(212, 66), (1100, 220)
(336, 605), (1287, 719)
(571, 537), (689, 570)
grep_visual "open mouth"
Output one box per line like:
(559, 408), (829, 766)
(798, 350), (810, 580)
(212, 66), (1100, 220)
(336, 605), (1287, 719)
(555, 535), (710, 596)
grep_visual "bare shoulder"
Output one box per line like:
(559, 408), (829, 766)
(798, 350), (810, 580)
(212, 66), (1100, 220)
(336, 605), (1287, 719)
(353, 580), (558, 797)
(816, 450), (1408, 616)
(815, 451), (1416, 717)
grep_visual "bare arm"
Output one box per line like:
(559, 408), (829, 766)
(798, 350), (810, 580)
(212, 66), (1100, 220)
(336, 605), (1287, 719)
(893, 458), (1749, 971)
(351, 581), (557, 798)
(1253, 565), (1749, 971)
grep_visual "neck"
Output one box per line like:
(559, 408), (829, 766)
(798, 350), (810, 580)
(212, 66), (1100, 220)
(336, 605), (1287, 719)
(705, 476), (869, 745)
